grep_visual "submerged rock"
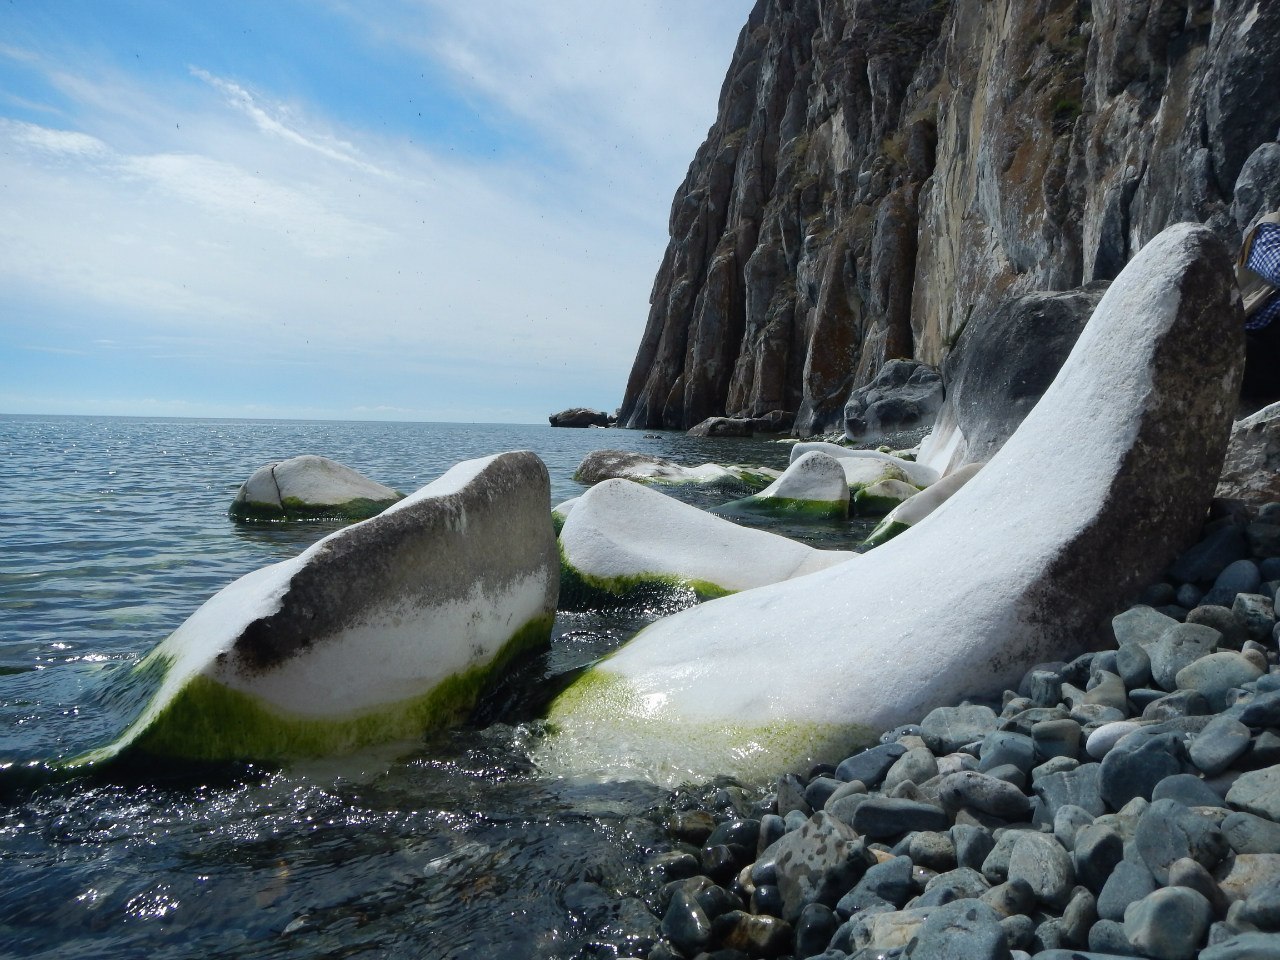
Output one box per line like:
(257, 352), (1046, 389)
(229, 455), (403, 522)
(540, 223), (1243, 786)
(557, 478), (854, 607)
(76, 452), (559, 764)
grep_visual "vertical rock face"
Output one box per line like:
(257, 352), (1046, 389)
(619, 0), (1280, 435)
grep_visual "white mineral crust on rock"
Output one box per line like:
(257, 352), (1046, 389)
(540, 223), (1243, 786)
(77, 452), (559, 764)
(789, 441), (939, 488)
(558, 477), (856, 596)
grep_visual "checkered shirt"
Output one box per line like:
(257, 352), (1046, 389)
(1246, 222), (1280, 331)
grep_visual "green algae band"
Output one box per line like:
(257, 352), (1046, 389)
(76, 452), (559, 765)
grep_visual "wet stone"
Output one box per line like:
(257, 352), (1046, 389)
(1033, 719), (1083, 762)
(757, 813), (786, 856)
(851, 797), (949, 841)
(805, 776), (843, 812)
(751, 884), (784, 918)
(777, 774), (812, 818)
(711, 910), (793, 957)
(1189, 714), (1253, 776)
(661, 889), (713, 956)
(836, 742), (907, 788)
(669, 810), (718, 845)
(794, 902), (839, 959)
(1150, 773), (1224, 809)
(1227, 765), (1280, 821)
(1123, 886), (1213, 960)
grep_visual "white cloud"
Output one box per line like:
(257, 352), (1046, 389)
(0, 2), (754, 420)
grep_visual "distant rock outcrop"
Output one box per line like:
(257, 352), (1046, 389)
(618, 0), (1280, 435)
(842, 359), (943, 444)
(549, 408), (611, 428)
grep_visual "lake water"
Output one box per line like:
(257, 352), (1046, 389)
(0, 415), (888, 959)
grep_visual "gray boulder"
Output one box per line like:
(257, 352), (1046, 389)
(842, 359), (944, 444)
(549, 407), (610, 428)
(1216, 401), (1280, 505)
(230, 455), (403, 522)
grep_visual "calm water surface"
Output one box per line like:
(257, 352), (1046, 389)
(0, 415), (883, 959)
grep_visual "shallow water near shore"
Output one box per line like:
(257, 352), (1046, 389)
(0, 414), (910, 958)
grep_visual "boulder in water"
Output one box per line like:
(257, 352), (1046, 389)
(549, 408), (611, 428)
(230, 455), (403, 522)
(558, 477), (855, 607)
(573, 449), (778, 489)
(540, 223), (1243, 786)
(715, 450), (851, 520)
(77, 452), (559, 764)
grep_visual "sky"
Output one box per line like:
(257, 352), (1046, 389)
(0, 0), (754, 423)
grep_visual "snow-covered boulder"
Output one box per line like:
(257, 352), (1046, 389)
(862, 463), (984, 547)
(715, 451), (850, 520)
(75, 452), (559, 764)
(558, 478), (855, 606)
(230, 454), (403, 522)
(574, 450), (779, 489)
(788, 442), (939, 489)
(539, 224), (1243, 786)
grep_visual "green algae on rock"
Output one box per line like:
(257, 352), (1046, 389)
(74, 452), (559, 765)
(230, 454), (403, 522)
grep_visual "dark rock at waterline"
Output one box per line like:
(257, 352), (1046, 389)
(836, 742), (907, 788)
(842, 359), (943, 444)
(548, 407), (610, 428)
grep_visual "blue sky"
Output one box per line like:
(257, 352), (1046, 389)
(0, 0), (753, 422)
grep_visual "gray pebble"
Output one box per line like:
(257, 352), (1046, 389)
(903, 897), (1009, 960)
(1234, 592), (1277, 641)
(907, 831), (956, 872)
(1151, 772), (1225, 808)
(660, 889), (712, 956)
(1053, 804), (1095, 851)
(1097, 857), (1157, 921)
(918, 866), (990, 906)
(1222, 811), (1280, 854)
(921, 704), (999, 755)
(793, 902), (838, 959)
(1187, 604), (1251, 649)
(951, 823), (996, 872)
(1227, 764), (1280, 821)
(1001, 912), (1035, 951)
(1167, 856), (1228, 916)
(938, 770), (1031, 820)
(771, 811), (870, 921)
(1007, 831), (1075, 909)
(1239, 689), (1280, 728)
(1114, 606), (1180, 646)
(1134, 798), (1229, 884)
(1061, 885), (1099, 948)
(711, 910), (793, 957)
(1189, 714), (1253, 776)
(1083, 671), (1130, 713)
(836, 742), (907, 787)
(1099, 732), (1183, 810)
(978, 731), (1036, 774)
(883, 747), (939, 791)
(836, 854), (913, 915)
(850, 797), (948, 841)
(1176, 651), (1266, 710)
(1200, 931), (1280, 960)
(1073, 822), (1125, 894)
(1123, 886), (1213, 960)
(1088, 917), (1135, 953)
(1033, 718), (1083, 762)
(1149, 623), (1222, 691)
(1142, 689), (1213, 721)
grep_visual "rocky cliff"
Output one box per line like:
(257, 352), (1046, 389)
(619, 0), (1280, 435)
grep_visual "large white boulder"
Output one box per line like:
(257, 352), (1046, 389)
(75, 452), (559, 764)
(715, 451), (851, 520)
(540, 224), (1243, 787)
(862, 462), (984, 547)
(788, 442), (939, 488)
(558, 478), (855, 605)
(230, 454), (403, 522)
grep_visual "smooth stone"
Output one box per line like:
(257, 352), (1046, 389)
(805, 776), (844, 811)
(1087, 721), (1148, 760)
(1223, 812), (1280, 854)
(1074, 822), (1125, 894)
(1167, 856), (1228, 916)
(983, 764), (1028, 790)
(229, 454), (402, 522)
(711, 910), (793, 957)
(1054, 804), (1096, 851)
(720, 449), (852, 520)
(884, 746), (941, 790)
(777, 773), (812, 818)
(1021, 666), (1067, 708)
(751, 883), (784, 917)
(1083, 672), (1130, 713)
(836, 742), (908, 788)
(1142, 689), (1213, 721)
(1177, 652), (1266, 711)
(1033, 719), (1083, 762)
(901, 898), (1011, 960)
(1218, 854), (1280, 905)
(1001, 914), (1035, 952)
(837, 854), (914, 915)
(1113, 606), (1180, 647)
(1200, 932), (1280, 960)
(1034, 762), (1105, 824)
(1239, 690), (1280, 728)
(794, 902), (839, 959)
(981, 827), (1040, 884)
(1097, 858), (1157, 921)
(1177, 583), (1206, 609)
(660, 889), (712, 955)
(919, 866), (991, 905)
(1088, 918), (1136, 954)
(1007, 832), (1075, 910)
(938, 771), (1032, 820)
(952, 824), (997, 873)
(1116, 643), (1154, 690)
(771, 811), (871, 922)
(908, 831), (958, 873)
(1189, 715), (1254, 777)
(1169, 526), (1249, 585)
(1187, 604), (1251, 650)
(1099, 733), (1184, 810)
(1134, 798), (1229, 884)
(1151, 773), (1225, 808)
(1062, 885), (1099, 948)
(1149, 623), (1222, 691)
(852, 797), (950, 841)
(1239, 881), (1280, 930)
(1227, 765), (1280, 821)
(1204, 560), (1263, 608)
(1234, 593), (1277, 641)
(980, 732), (1037, 774)
(979, 876), (1036, 918)
(922, 704), (1000, 755)
(1123, 886), (1213, 960)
